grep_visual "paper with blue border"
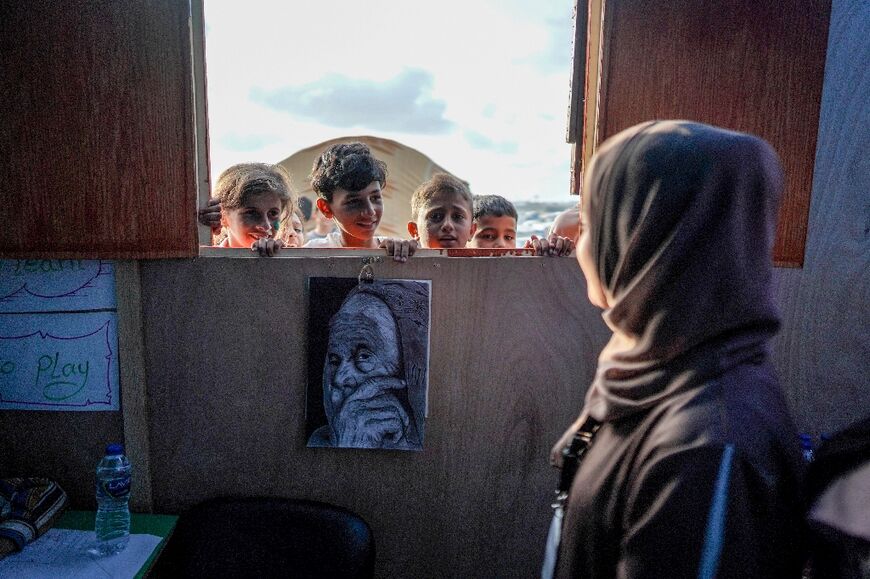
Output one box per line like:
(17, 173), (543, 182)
(0, 260), (119, 411)
(0, 260), (116, 313)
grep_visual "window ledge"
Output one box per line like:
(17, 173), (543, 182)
(198, 246), (567, 259)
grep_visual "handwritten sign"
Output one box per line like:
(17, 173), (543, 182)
(0, 260), (115, 313)
(0, 260), (119, 411)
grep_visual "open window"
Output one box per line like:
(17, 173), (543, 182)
(0, 0), (831, 265)
(196, 1), (580, 258)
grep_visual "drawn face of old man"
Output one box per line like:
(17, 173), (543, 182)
(322, 292), (413, 448)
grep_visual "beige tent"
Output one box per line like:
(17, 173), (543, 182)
(277, 135), (453, 239)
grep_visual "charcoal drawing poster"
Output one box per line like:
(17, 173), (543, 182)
(306, 278), (431, 451)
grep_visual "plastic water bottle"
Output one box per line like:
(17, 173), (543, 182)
(93, 443), (131, 556)
(798, 433), (814, 463)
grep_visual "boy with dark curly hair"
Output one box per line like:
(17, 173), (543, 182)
(304, 142), (416, 261)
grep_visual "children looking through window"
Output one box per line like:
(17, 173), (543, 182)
(407, 173), (476, 249)
(198, 163), (295, 254)
(470, 194), (574, 256)
(470, 194), (517, 249)
(304, 142), (416, 261)
(279, 208), (306, 248)
(198, 145), (574, 257)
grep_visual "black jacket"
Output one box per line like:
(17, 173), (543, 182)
(555, 360), (806, 578)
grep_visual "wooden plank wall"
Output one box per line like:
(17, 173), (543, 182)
(595, 0), (832, 266)
(0, 412), (124, 506)
(770, 0), (870, 436)
(0, 0), (198, 259)
(137, 256), (610, 578)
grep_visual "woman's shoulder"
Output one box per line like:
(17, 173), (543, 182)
(628, 363), (799, 475)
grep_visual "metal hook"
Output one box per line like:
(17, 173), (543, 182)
(358, 256), (381, 284)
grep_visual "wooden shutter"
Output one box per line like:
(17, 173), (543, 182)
(573, 0), (831, 266)
(0, 0), (201, 258)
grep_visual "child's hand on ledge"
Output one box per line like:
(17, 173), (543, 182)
(379, 238), (418, 263)
(252, 238), (284, 257)
(525, 234), (575, 257)
(197, 197), (222, 234)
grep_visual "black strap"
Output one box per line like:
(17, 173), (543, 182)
(554, 416), (602, 507)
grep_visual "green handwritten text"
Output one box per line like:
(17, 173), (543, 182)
(36, 352), (90, 401)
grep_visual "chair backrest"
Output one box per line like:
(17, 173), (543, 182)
(152, 497), (375, 579)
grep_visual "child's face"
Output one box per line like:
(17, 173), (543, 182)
(222, 191), (282, 248)
(319, 181), (383, 244)
(469, 215), (517, 249)
(284, 213), (305, 247)
(408, 191), (476, 249)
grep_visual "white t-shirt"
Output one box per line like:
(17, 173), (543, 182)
(303, 231), (384, 248)
(303, 231), (344, 248)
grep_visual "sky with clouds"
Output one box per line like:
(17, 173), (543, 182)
(204, 0), (576, 202)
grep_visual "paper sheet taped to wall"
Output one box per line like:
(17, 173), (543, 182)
(0, 260), (120, 411)
(0, 260), (116, 313)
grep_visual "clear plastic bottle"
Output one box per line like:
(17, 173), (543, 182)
(93, 443), (131, 556)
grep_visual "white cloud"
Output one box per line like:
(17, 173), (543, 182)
(251, 69), (453, 134)
(203, 0), (576, 201)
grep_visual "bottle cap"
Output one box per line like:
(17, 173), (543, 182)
(106, 443), (124, 455)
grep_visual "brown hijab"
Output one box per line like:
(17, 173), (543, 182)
(582, 120), (784, 423)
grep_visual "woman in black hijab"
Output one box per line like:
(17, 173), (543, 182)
(544, 121), (806, 578)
